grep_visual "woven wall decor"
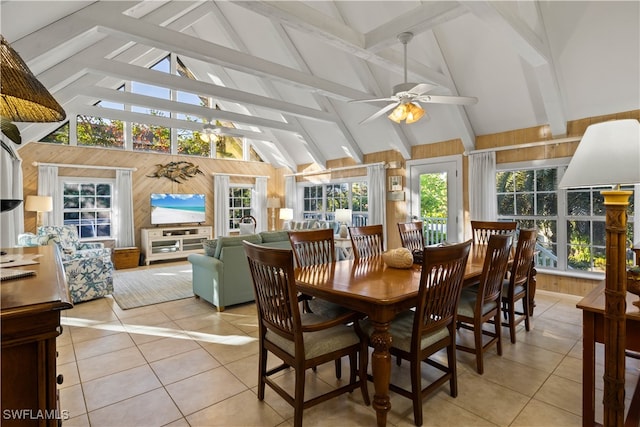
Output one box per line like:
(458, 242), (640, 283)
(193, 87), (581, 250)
(147, 161), (203, 183)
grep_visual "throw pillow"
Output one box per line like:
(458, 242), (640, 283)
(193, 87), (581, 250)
(202, 239), (217, 257)
(239, 223), (255, 235)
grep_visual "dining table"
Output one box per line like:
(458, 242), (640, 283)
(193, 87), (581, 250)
(294, 244), (496, 427)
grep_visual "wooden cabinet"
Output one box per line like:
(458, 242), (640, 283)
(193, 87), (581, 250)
(1, 246), (73, 426)
(141, 225), (212, 265)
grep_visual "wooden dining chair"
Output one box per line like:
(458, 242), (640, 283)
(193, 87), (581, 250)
(243, 241), (370, 427)
(397, 221), (424, 252)
(360, 240), (472, 426)
(502, 228), (537, 343)
(456, 234), (512, 374)
(349, 224), (384, 259)
(288, 228), (364, 378)
(470, 220), (517, 245)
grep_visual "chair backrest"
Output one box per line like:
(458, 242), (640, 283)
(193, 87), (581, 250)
(37, 225), (80, 249)
(414, 240), (472, 340)
(243, 241), (301, 345)
(476, 234), (512, 307)
(397, 221), (424, 252)
(288, 228), (335, 267)
(348, 224), (384, 259)
(470, 221), (517, 245)
(508, 229), (538, 289)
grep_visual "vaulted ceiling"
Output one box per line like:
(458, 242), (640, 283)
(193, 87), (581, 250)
(2, 1), (638, 171)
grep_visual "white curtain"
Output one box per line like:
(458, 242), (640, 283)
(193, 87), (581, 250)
(285, 175), (299, 219)
(367, 163), (386, 248)
(0, 144), (24, 247)
(214, 175), (230, 238)
(114, 169), (135, 247)
(38, 165), (61, 226)
(253, 177), (267, 232)
(468, 152), (497, 221)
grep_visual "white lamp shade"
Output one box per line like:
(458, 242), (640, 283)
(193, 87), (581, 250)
(558, 119), (640, 189)
(267, 197), (281, 209)
(335, 208), (352, 223)
(25, 195), (52, 212)
(279, 208), (293, 221)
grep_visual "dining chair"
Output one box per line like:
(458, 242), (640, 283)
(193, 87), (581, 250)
(243, 241), (370, 427)
(470, 220), (517, 245)
(397, 221), (424, 252)
(349, 224), (384, 259)
(360, 240), (472, 426)
(502, 228), (537, 343)
(456, 233), (512, 374)
(288, 228), (364, 378)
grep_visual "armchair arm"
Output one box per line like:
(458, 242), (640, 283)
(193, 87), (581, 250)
(63, 247), (112, 261)
(78, 242), (104, 250)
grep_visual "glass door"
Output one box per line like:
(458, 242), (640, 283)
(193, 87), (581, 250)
(407, 156), (463, 244)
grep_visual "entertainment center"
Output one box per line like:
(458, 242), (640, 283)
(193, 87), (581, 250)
(141, 225), (212, 265)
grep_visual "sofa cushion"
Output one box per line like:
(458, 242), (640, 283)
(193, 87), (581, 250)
(214, 234), (262, 259)
(259, 230), (290, 243)
(202, 239), (218, 257)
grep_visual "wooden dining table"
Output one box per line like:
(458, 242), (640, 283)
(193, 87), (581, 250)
(294, 244), (493, 427)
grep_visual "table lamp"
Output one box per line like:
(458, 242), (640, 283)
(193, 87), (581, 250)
(279, 208), (293, 230)
(266, 197), (281, 231)
(25, 195), (52, 231)
(558, 119), (640, 426)
(335, 208), (352, 238)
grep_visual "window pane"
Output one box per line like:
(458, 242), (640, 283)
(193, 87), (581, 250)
(515, 193), (534, 215)
(77, 115), (124, 148)
(177, 128), (211, 157)
(41, 122), (70, 144)
(536, 193), (557, 216)
(497, 194), (514, 215)
(514, 170), (534, 192)
(567, 190), (590, 216)
(535, 169), (557, 191)
(133, 123), (170, 153)
(496, 171), (514, 192)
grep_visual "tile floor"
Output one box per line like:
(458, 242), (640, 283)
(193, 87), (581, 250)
(57, 263), (640, 427)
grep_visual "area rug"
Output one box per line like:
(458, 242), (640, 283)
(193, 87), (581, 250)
(112, 264), (194, 310)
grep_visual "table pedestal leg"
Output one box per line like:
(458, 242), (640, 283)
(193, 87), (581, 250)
(370, 320), (392, 427)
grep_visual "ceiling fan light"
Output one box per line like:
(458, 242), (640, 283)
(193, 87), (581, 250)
(405, 103), (425, 124)
(388, 104), (408, 123)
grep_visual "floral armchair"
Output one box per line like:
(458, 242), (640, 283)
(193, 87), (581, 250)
(18, 225), (114, 304)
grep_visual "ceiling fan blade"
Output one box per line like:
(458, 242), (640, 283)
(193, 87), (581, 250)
(359, 102), (400, 124)
(407, 83), (437, 95)
(349, 97), (397, 104)
(415, 95), (478, 105)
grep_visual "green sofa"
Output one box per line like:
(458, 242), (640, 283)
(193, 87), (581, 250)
(188, 231), (292, 311)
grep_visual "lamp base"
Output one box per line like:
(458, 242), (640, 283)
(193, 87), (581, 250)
(339, 224), (348, 238)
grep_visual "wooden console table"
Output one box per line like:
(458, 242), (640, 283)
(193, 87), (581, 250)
(577, 282), (640, 427)
(1, 246), (73, 426)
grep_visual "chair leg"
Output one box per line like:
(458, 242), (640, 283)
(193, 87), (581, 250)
(448, 340), (458, 397)
(524, 289), (531, 332)
(474, 319), (484, 374)
(258, 345), (267, 400)
(410, 358), (423, 426)
(495, 311), (503, 356)
(294, 364), (306, 427)
(335, 358), (342, 379)
(508, 300), (517, 344)
(359, 345), (370, 406)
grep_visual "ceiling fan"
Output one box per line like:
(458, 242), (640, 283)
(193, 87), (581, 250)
(351, 32), (478, 124)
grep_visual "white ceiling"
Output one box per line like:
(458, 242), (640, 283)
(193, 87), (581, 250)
(2, 1), (638, 171)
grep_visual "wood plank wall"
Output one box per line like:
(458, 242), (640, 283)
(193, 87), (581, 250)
(19, 143), (287, 248)
(17, 109), (639, 296)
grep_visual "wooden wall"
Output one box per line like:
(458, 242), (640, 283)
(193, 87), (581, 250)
(19, 143), (287, 248)
(17, 108), (639, 296)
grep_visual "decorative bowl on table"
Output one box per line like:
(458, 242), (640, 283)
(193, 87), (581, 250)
(628, 266), (640, 308)
(382, 248), (414, 269)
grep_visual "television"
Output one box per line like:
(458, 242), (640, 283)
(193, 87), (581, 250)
(150, 193), (206, 225)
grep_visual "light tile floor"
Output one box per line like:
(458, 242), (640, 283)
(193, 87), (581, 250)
(57, 263), (640, 427)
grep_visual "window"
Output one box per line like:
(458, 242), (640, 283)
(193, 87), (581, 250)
(62, 180), (114, 239)
(302, 180), (368, 224)
(229, 186), (252, 232)
(496, 163), (636, 274)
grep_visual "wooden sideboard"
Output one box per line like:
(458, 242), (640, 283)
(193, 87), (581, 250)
(1, 246), (73, 426)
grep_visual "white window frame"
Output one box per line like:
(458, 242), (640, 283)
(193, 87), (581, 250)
(299, 177), (369, 223)
(228, 184), (253, 232)
(59, 177), (116, 241)
(496, 158), (639, 278)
